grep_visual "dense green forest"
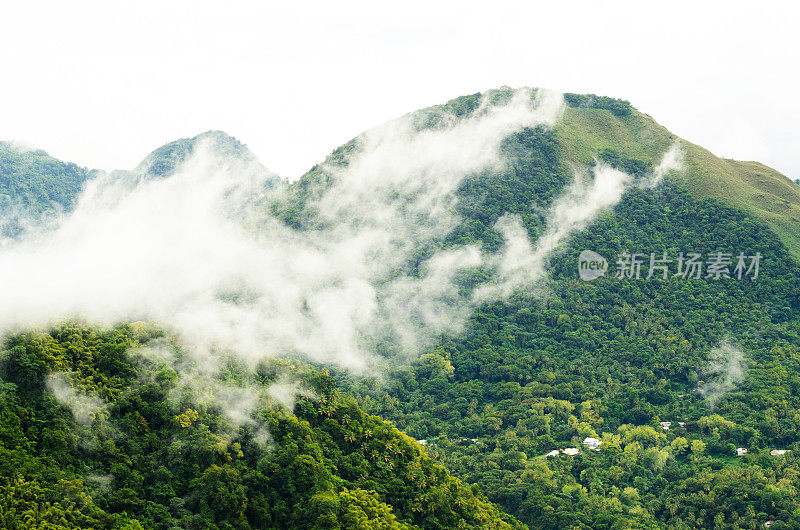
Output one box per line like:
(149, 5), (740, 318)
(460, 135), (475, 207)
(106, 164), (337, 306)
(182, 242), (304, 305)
(340, 180), (800, 528)
(0, 325), (521, 529)
(0, 142), (91, 238)
(326, 94), (800, 528)
(3, 88), (800, 529)
(269, 89), (800, 528)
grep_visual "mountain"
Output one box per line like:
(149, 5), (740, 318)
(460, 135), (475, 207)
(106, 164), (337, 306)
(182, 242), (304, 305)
(556, 93), (800, 260)
(0, 128), (522, 528)
(2, 88), (800, 529)
(133, 130), (281, 185)
(0, 324), (521, 529)
(0, 131), (282, 241)
(318, 89), (800, 528)
(0, 142), (92, 238)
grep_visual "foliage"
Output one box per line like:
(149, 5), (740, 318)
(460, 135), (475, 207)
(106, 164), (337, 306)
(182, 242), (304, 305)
(341, 180), (800, 528)
(0, 142), (91, 238)
(5, 87), (800, 529)
(0, 324), (522, 529)
(564, 93), (633, 117)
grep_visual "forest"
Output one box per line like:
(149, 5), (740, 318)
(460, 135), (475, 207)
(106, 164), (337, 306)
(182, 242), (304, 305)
(340, 181), (800, 528)
(2, 89), (800, 529)
(0, 324), (521, 529)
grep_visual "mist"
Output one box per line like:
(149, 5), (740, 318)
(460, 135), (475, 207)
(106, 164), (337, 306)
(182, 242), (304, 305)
(474, 162), (631, 302)
(0, 89), (560, 370)
(647, 141), (684, 187)
(1, 88), (683, 425)
(46, 372), (108, 425)
(697, 339), (747, 408)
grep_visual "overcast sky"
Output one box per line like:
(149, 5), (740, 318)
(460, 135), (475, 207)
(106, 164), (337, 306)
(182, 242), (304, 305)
(1, 1), (798, 181)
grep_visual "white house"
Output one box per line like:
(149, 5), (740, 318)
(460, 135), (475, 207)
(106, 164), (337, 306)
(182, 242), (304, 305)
(770, 449), (788, 456)
(737, 447), (748, 456)
(660, 422), (672, 430)
(582, 437), (602, 450)
(562, 447), (580, 456)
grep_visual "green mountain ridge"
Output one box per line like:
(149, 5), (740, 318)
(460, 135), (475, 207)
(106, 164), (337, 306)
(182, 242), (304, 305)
(2, 88), (800, 529)
(0, 130), (281, 240)
(311, 89), (800, 528)
(0, 141), (92, 238)
(3, 96), (796, 258)
(133, 130), (280, 184)
(555, 93), (800, 260)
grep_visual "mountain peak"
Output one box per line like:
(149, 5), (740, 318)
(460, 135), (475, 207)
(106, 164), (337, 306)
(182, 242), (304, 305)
(135, 130), (279, 182)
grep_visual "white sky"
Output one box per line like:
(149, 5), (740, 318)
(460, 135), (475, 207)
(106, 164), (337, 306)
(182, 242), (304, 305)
(1, 0), (798, 180)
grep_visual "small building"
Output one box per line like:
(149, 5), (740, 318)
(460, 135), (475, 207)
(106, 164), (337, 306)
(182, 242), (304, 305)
(770, 449), (788, 456)
(737, 447), (748, 456)
(677, 422), (686, 429)
(562, 447), (580, 456)
(544, 450), (560, 458)
(660, 422), (672, 430)
(417, 439), (427, 446)
(765, 521), (774, 528)
(583, 437), (602, 451)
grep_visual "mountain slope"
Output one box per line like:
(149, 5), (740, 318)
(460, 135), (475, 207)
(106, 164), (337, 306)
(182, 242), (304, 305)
(555, 95), (800, 260)
(680, 142), (800, 261)
(0, 324), (523, 529)
(134, 130), (281, 185)
(2, 87), (800, 529)
(0, 142), (92, 238)
(309, 88), (800, 528)
(0, 131), (282, 241)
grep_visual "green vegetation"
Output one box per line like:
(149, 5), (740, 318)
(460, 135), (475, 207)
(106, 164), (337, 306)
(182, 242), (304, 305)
(679, 142), (800, 262)
(0, 131), (280, 241)
(554, 101), (800, 261)
(0, 142), (91, 237)
(564, 93), (634, 117)
(135, 130), (278, 183)
(266, 87), (800, 526)
(341, 180), (800, 527)
(3, 88), (800, 528)
(0, 324), (522, 529)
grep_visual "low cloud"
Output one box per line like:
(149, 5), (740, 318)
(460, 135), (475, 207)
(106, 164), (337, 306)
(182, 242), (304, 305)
(645, 140), (684, 188)
(474, 162), (631, 301)
(0, 89), (681, 420)
(0, 89), (563, 374)
(46, 372), (107, 425)
(85, 473), (114, 493)
(697, 338), (747, 408)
